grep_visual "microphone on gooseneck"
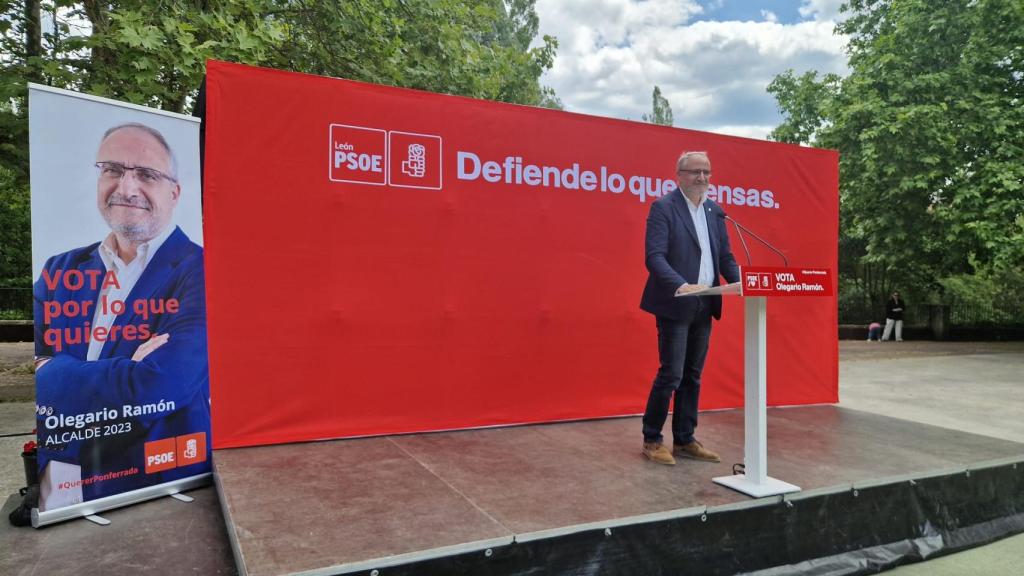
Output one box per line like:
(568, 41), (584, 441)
(716, 209), (751, 267)
(716, 209), (788, 267)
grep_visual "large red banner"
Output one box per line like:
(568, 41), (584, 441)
(204, 61), (838, 449)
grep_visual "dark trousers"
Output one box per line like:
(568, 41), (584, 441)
(642, 304), (713, 445)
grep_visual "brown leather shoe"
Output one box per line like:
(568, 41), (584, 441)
(674, 440), (721, 462)
(642, 442), (676, 466)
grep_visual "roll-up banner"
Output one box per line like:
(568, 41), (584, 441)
(28, 85), (211, 525)
(204, 60), (839, 450)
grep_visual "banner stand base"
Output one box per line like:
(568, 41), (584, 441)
(712, 474), (801, 498)
(84, 514), (110, 526)
(32, 473), (212, 528)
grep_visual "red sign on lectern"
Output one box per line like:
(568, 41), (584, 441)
(741, 267), (833, 297)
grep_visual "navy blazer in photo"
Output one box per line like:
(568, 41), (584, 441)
(33, 226), (210, 501)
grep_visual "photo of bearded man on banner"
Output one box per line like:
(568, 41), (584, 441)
(30, 88), (210, 513)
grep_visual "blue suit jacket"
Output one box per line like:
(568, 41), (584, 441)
(639, 190), (740, 320)
(34, 226), (210, 501)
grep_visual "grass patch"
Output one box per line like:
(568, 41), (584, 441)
(0, 309), (31, 321)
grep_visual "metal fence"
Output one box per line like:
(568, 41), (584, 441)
(947, 302), (1024, 326)
(839, 300), (1024, 328)
(0, 287), (32, 316)
(839, 301), (919, 326)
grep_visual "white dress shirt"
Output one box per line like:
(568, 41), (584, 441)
(683, 192), (714, 287)
(87, 225), (174, 360)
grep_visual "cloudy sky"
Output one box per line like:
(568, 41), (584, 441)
(534, 0), (850, 140)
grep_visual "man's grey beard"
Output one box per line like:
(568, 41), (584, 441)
(683, 183), (709, 197)
(104, 218), (162, 244)
(102, 193), (161, 243)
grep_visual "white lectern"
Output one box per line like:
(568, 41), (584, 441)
(680, 266), (833, 498)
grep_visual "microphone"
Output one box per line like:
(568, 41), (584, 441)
(716, 209), (752, 266)
(716, 209), (789, 267)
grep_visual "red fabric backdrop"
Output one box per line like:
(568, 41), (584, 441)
(204, 61), (839, 449)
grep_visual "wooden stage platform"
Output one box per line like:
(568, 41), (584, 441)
(3, 405), (1023, 575)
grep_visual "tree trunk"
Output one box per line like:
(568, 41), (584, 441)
(82, 0), (114, 90)
(24, 0), (42, 81)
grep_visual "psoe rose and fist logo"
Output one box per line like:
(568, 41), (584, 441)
(744, 272), (773, 292)
(329, 124), (441, 189)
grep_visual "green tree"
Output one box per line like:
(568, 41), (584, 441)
(766, 70), (840, 146)
(0, 163), (31, 289)
(271, 0), (558, 106)
(768, 0), (1024, 309)
(641, 85), (673, 126)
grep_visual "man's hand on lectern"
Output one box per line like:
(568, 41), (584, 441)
(675, 284), (709, 296)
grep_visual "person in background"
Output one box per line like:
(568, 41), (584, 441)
(867, 321), (882, 341)
(882, 291), (905, 342)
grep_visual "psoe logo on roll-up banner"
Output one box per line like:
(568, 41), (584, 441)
(388, 131), (442, 190)
(144, 437), (177, 474)
(330, 124), (387, 185)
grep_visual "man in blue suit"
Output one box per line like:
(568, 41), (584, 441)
(639, 151), (739, 466)
(33, 123), (209, 509)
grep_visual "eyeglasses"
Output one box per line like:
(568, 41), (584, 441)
(95, 162), (177, 185)
(677, 169), (712, 178)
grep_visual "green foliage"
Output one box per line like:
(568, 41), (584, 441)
(768, 0), (1024, 308)
(84, 0), (287, 111)
(766, 70), (840, 145)
(0, 165), (31, 288)
(641, 85), (673, 126)
(0, 309), (32, 320)
(276, 0), (559, 105)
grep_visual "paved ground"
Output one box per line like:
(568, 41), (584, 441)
(0, 403), (36, 502)
(837, 340), (1024, 575)
(0, 341), (33, 402)
(0, 342), (37, 502)
(837, 339), (1024, 361)
(839, 340), (1024, 443)
(885, 533), (1024, 576)
(1, 339), (1022, 574)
